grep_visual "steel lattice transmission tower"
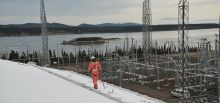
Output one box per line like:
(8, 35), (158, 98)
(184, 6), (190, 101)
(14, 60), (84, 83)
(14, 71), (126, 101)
(142, 0), (152, 65)
(177, 0), (189, 99)
(40, 0), (50, 66)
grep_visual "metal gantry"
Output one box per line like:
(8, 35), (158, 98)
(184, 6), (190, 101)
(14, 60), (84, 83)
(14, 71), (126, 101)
(198, 39), (210, 96)
(199, 39), (210, 68)
(40, 0), (50, 66)
(177, 0), (189, 99)
(142, 0), (152, 65)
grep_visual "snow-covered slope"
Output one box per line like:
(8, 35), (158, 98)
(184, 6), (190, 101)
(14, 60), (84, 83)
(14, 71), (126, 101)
(0, 59), (165, 103)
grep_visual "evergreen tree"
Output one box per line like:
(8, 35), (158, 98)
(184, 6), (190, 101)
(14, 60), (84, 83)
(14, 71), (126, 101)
(20, 52), (26, 63)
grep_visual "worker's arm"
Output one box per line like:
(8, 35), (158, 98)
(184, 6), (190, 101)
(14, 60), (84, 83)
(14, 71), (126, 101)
(97, 62), (102, 75)
(88, 63), (92, 73)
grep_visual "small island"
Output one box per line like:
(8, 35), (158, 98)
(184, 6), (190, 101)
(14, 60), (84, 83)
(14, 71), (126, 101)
(61, 37), (120, 45)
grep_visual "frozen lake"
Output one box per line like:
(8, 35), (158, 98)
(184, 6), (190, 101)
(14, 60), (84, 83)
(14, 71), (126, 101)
(0, 28), (218, 54)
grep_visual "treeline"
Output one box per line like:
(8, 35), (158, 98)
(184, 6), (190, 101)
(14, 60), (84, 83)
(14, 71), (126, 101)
(0, 23), (218, 37)
(0, 27), (68, 37)
(1, 44), (198, 65)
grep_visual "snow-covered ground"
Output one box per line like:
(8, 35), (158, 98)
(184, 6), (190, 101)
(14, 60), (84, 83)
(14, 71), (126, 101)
(0, 59), (165, 103)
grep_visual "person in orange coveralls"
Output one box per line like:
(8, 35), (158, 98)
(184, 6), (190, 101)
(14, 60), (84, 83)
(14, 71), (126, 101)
(88, 56), (101, 89)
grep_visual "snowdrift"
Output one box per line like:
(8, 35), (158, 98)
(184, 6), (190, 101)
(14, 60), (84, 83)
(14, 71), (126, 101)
(0, 59), (164, 103)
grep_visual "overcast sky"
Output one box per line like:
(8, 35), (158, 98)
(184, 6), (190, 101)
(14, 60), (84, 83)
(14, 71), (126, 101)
(0, 0), (219, 25)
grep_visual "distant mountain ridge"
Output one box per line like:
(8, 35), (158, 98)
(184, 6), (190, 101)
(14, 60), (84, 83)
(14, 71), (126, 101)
(0, 22), (218, 37)
(0, 22), (141, 28)
(0, 22), (218, 28)
(96, 23), (140, 27)
(0, 23), (70, 28)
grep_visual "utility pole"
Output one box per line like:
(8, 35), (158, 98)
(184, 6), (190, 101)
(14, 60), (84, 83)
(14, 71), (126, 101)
(40, 0), (50, 66)
(57, 42), (60, 69)
(26, 44), (29, 62)
(218, 14), (220, 103)
(156, 41), (160, 89)
(126, 36), (129, 56)
(142, 0), (152, 65)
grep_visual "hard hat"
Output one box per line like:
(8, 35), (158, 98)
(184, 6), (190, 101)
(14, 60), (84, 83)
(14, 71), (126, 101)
(91, 56), (95, 60)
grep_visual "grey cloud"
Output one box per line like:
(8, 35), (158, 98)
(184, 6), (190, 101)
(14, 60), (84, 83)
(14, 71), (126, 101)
(191, 18), (219, 24)
(161, 17), (177, 21)
(0, 0), (218, 25)
(45, 0), (139, 16)
(191, 0), (220, 4)
(0, 0), (140, 16)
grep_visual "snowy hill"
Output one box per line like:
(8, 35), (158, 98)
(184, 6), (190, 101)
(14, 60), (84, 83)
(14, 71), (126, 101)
(0, 59), (164, 103)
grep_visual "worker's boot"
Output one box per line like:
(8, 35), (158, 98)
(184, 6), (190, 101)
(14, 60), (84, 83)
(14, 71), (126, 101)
(94, 84), (98, 89)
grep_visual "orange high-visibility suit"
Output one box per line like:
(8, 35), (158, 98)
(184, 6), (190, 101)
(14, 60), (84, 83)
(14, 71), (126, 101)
(88, 61), (101, 89)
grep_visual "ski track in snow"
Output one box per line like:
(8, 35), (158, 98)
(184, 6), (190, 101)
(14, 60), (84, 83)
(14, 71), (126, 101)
(0, 59), (165, 103)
